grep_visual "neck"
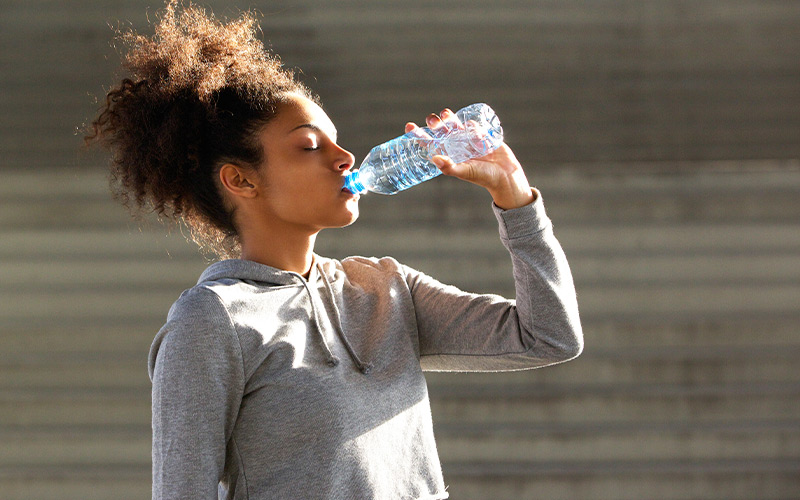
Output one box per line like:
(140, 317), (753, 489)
(239, 227), (318, 278)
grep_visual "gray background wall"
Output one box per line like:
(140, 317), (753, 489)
(1, 1), (799, 499)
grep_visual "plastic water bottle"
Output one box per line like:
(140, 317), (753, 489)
(343, 103), (503, 195)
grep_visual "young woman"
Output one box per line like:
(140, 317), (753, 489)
(88, 2), (582, 499)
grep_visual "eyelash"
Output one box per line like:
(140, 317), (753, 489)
(304, 146), (320, 151)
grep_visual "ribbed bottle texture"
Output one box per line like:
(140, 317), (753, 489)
(343, 103), (503, 195)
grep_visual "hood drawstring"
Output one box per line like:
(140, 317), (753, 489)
(294, 264), (373, 375)
(318, 265), (374, 375)
(295, 276), (340, 368)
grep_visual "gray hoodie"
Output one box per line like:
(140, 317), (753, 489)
(148, 193), (583, 499)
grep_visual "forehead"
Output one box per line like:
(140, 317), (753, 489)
(274, 94), (337, 138)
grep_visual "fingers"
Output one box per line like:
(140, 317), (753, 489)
(405, 122), (434, 141)
(426, 108), (462, 138)
(404, 107), (464, 141)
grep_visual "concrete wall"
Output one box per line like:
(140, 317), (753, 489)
(1, 1), (799, 498)
(3, 0), (800, 170)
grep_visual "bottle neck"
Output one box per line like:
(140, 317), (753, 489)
(343, 171), (366, 194)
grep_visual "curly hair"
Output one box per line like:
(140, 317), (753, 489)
(86, 0), (314, 258)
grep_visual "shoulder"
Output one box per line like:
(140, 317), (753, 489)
(166, 281), (236, 323)
(324, 255), (412, 281)
(341, 255), (404, 272)
(149, 283), (241, 376)
(316, 255), (417, 295)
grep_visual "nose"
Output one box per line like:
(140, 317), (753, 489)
(334, 144), (355, 172)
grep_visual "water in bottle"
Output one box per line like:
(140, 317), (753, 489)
(343, 103), (503, 195)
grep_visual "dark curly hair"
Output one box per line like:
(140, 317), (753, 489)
(86, 0), (315, 258)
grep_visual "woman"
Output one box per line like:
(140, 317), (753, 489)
(88, 2), (583, 499)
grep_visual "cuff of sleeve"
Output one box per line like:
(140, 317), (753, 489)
(492, 187), (551, 240)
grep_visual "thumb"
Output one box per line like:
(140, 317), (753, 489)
(432, 155), (473, 180)
(432, 154), (456, 174)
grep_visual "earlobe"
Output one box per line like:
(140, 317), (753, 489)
(219, 163), (258, 198)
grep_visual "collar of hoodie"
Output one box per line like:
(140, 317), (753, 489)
(197, 257), (373, 375)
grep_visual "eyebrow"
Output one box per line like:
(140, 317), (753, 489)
(290, 123), (338, 140)
(290, 123), (323, 133)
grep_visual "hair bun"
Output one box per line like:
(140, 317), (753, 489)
(86, 0), (312, 258)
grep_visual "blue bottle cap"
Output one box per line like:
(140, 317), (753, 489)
(343, 171), (365, 194)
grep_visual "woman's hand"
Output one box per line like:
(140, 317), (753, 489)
(405, 108), (536, 210)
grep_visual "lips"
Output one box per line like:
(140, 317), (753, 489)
(340, 180), (358, 197)
(341, 176), (355, 195)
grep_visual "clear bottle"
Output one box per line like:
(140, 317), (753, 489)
(343, 103), (503, 195)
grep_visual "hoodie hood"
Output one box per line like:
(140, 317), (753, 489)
(197, 257), (373, 374)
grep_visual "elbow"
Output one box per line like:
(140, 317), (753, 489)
(559, 304), (584, 361)
(553, 322), (584, 363)
(528, 322), (584, 365)
(561, 335), (584, 361)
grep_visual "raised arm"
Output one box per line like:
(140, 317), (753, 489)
(406, 193), (583, 372)
(404, 108), (582, 371)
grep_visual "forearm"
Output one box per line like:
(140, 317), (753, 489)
(497, 195), (584, 362)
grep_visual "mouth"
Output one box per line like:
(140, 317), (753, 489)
(342, 188), (359, 199)
(341, 176), (357, 196)
(342, 171), (367, 196)
(341, 182), (359, 198)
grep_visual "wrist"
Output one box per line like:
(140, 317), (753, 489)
(488, 167), (536, 209)
(490, 185), (536, 210)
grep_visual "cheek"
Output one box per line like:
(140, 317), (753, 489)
(261, 181), (324, 224)
(259, 165), (301, 203)
(264, 188), (306, 216)
(264, 162), (317, 198)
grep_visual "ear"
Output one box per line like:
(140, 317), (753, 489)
(219, 163), (258, 199)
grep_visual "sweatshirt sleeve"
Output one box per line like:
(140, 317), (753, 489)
(148, 287), (245, 499)
(405, 190), (583, 371)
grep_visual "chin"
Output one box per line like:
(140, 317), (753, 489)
(341, 208), (360, 228)
(323, 206), (359, 230)
(341, 198), (360, 226)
